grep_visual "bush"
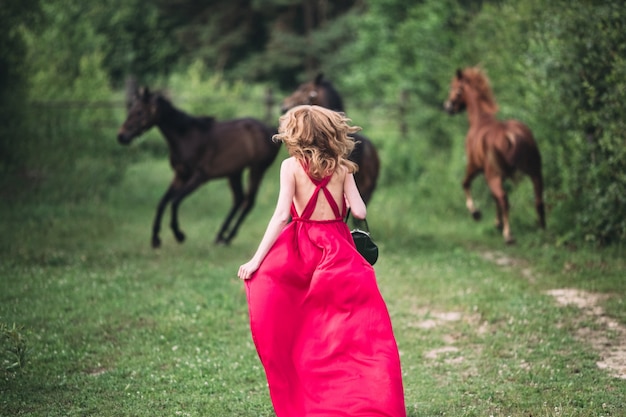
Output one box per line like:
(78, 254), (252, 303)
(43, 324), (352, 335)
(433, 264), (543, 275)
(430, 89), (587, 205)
(1, 323), (28, 373)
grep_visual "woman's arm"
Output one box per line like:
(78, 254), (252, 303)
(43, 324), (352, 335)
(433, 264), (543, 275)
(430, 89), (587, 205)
(238, 158), (296, 280)
(343, 170), (366, 219)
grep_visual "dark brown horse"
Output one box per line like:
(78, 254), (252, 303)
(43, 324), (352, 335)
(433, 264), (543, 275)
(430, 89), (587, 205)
(281, 73), (380, 204)
(444, 67), (545, 243)
(117, 87), (280, 248)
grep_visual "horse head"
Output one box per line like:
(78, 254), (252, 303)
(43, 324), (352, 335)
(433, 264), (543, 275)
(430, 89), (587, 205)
(444, 67), (498, 116)
(444, 69), (467, 115)
(117, 87), (162, 144)
(280, 73), (324, 113)
(281, 73), (345, 113)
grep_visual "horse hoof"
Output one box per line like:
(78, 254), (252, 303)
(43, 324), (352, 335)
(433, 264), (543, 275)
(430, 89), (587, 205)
(214, 238), (228, 246)
(505, 237), (516, 245)
(174, 231), (186, 243)
(152, 237), (161, 248)
(472, 211), (482, 221)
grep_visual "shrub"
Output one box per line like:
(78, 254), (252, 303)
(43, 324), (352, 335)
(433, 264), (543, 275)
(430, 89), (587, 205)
(1, 322), (28, 372)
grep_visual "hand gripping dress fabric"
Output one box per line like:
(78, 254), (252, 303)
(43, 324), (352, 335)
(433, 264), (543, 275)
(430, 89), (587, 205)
(245, 168), (406, 417)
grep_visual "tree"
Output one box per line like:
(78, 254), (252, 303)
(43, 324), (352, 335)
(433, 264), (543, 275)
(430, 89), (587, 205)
(155, 0), (359, 88)
(525, 0), (626, 244)
(0, 0), (41, 170)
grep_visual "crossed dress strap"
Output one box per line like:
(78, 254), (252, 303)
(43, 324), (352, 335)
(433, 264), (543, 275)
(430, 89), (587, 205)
(291, 162), (345, 222)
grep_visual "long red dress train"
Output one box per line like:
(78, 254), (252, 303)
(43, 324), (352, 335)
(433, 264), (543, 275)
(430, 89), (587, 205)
(246, 168), (406, 417)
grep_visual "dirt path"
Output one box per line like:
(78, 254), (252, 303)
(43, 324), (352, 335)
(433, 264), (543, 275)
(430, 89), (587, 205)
(481, 250), (626, 380)
(546, 288), (626, 379)
(413, 250), (626, 379)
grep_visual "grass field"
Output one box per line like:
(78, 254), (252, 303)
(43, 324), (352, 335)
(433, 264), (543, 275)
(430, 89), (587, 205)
(1, 148), (625, 416)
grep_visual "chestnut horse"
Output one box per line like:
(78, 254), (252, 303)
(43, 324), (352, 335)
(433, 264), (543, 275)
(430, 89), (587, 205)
(117, 88), (280, 248)
(444, 67), (545, 243)
(281, 73), (380, 204)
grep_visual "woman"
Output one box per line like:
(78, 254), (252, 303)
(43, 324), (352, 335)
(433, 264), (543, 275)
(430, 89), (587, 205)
(239, 105), (406, 417)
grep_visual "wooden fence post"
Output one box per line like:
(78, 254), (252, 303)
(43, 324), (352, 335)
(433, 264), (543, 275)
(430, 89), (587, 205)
(264, 87), (275, 124)
(125, 75), (138, 111)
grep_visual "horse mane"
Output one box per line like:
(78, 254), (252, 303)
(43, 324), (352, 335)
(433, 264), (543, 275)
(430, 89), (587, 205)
(154, 93), (215, 133)
(462, 67), (499, 115)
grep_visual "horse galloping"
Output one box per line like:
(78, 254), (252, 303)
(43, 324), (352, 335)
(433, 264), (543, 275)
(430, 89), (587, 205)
(117, 88), (280, 248)
(281, 73), (380, 205)
(443, 67), (545, 244)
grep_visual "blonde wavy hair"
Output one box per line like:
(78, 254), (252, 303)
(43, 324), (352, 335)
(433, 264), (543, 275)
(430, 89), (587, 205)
(273, 105), (360, 179)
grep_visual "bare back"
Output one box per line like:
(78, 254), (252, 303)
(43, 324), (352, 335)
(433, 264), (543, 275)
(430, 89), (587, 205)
(291, 159), (347, 221)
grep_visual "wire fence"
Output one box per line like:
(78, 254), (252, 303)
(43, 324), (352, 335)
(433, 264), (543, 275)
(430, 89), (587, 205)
(26, 87), (416, 140)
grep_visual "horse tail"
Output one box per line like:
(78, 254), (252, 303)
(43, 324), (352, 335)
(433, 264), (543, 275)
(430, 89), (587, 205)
(504, 120), (542, 178)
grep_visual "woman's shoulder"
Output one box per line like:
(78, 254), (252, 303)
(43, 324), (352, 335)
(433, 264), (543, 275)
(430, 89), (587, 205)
(281, 156), (298, 169)
(281, 157), (305, 179)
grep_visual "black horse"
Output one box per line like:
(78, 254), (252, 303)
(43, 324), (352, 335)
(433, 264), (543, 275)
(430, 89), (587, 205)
(117, 87), (280, 248)
(281, 74), (380, 204)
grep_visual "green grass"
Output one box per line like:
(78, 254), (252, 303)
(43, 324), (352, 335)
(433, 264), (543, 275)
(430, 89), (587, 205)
(1, 149), (625, 416)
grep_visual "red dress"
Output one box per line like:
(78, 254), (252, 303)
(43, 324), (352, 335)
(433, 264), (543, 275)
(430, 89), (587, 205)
(245, 167), (406, 417)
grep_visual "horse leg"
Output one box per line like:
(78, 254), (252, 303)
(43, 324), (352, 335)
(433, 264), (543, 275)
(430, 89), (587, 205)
(486, 175), (514, 244)
(169, 173), (208, 244)
(152, 185), (177, 248)
(493, 198), (504, 231)
(215, 172), (245, 244)
(222, 168), (265, 244)
(462, 167), (482, 221)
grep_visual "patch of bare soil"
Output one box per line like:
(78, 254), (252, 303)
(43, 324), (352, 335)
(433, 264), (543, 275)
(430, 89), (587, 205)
(408, 308), (486, 366)
(480, 250), (536, 282)
(479, 250), (626, 379)
(545, 288), (626, 380)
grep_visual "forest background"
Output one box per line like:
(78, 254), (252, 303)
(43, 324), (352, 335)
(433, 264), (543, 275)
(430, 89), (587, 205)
(2, 1), (626, 415)
(2, 0), (625, 245)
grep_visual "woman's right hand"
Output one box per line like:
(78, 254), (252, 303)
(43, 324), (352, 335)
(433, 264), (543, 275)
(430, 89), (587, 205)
(238, 259), (260, 280)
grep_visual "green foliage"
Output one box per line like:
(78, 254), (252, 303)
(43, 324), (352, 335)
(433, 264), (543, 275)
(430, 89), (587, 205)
(3, 1), (626, 412)
(334, 0), (626, 245)
(162, 59), (274, 121)
(155, 0), (360, 88)
(3, 48), (128, 205)
(0, 0), (42, 172)
(335, 0), (467, 102)
(519, 0), (626, 244)
(3, 1), (137, 201)
(0, 0), (41, 90)
(95, 0), (179, 86)
(21, 0), (178, 89)
(21, 0), (103, 96)
(22, 0), (167, 95)
(2, 0), (625, 246)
